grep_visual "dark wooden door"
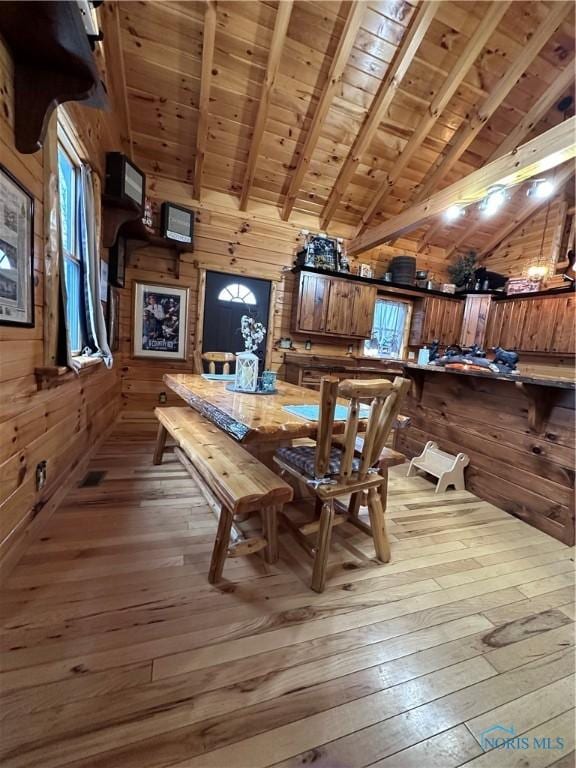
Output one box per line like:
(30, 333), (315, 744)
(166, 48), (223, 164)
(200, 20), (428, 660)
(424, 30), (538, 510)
(202, 271), (271, 370)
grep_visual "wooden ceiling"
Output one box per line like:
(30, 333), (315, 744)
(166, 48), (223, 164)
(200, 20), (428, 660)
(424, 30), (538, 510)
(111, 0), (575, 251)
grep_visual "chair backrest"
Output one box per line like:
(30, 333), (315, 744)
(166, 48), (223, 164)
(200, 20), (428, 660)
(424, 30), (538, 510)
(315, 376), (411, 481)
(202, 351), (236, 374)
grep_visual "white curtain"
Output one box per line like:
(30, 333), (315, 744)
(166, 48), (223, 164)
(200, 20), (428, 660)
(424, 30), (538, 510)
(76, 165), (113, 370)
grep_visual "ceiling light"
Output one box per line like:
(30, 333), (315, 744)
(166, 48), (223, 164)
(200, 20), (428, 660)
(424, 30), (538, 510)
(480, 187), (506, 217)
(527, 178), (554, 199)
(445, 205), (464, 221)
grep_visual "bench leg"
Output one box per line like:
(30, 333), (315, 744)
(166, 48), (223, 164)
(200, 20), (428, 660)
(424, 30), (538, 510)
(367, 485), (391, 563)
(261, 505), (279, 564)
(209, 506), (234, 583)
(153, 424), (168, 465)
(311, 501), (335, 593)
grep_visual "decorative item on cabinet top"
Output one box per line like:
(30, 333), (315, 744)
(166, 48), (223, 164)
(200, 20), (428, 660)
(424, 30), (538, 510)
(294, 231), (349, 273)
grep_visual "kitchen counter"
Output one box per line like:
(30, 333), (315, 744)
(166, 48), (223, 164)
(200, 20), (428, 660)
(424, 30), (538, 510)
(397, 363), (575, 546)
(283, 352), (404, 390)
(403, 362), (575, 390)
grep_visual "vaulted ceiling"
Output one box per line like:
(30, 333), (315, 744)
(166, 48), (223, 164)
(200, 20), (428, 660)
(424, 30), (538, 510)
(110, 0), (575, 252)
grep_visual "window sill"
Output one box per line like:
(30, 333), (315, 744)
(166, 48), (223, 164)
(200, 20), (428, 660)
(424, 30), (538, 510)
(35, 356), (102, 390)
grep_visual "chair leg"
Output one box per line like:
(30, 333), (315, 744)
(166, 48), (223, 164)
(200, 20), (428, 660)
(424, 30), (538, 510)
(209, 506), (234, 583)
(347, 491), (362, 520)
(311, 500), (335, 593)
(153, 424), (168, 465)
(261, 505), (279, 564)
(367, 485), (391, 563)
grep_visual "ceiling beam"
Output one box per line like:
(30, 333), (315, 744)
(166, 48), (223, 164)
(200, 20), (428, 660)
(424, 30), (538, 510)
(280, 1), (365, 221)
(347, 117), (576, 255)
(239, 0), (293, 211)
(478, 164), (574, 259)
(409, 1), (572, 207)
(355, 1), (511, 234)
(319, 1), (440, 231)
(194, 0), (217, 200)
(435, 65), (575, 258)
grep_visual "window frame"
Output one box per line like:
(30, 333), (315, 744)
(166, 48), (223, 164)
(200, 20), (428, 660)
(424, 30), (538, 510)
(57, 120), (85, 356)
(362, 295), (412, 361)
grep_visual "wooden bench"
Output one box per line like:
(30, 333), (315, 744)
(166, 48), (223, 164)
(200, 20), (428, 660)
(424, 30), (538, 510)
(153, 407), (293, 582)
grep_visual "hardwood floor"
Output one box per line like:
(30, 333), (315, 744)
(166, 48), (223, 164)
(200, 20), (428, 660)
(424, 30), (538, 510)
(0, 423), (574, 768)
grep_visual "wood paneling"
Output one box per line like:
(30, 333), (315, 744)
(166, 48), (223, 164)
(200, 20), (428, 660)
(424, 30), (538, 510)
(118, 198), (380, 424)
(0, 38), (122, 568)
(399, 370), (575, 545)
(460, 295), (492, 348)
(409, 296), (463, 346)
(486, 294), (575, 354)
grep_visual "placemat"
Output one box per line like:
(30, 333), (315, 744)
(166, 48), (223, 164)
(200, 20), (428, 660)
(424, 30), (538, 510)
(201, 373), (236, 381)
(283, 403), (370, 422)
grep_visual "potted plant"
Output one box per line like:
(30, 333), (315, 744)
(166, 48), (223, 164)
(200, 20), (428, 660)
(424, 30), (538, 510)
(448, 251), (477, 290)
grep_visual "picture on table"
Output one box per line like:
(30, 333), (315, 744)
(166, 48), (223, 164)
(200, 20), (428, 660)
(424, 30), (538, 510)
(133, 281), (188, 360)
(0, 165), (34, 327)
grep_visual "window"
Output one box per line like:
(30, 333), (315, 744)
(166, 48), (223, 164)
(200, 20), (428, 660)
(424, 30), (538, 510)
(57, 141), (84, 353)
(363, 298), (411, 360)
(217, 283), (257, 305)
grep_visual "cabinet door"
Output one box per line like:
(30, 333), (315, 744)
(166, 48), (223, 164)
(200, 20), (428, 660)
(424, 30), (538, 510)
(441, 300), (464, 345)
(460, 295), (492, 347)
(350, 284), (377, 337)
(295, 273), (328, 333)
(550, 294), (575, 353)
(325, 280), (376, 338)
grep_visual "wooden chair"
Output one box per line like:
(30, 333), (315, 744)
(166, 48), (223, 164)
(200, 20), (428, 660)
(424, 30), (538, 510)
(202, 351), (236, 375)
(274, 376), (410, 592)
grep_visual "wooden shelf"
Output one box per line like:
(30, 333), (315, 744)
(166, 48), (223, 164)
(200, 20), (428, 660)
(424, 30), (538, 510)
(102, 196), (144, 248)
(0, 1), (107, 154)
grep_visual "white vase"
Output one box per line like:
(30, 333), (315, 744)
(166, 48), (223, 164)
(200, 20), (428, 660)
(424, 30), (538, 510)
(235, 351), (259, 392)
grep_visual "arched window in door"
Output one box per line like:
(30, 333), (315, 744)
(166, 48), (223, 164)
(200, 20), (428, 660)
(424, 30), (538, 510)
(217, 283), (257, 305)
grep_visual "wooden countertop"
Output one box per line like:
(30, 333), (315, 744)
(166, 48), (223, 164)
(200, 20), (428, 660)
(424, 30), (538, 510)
(403, 363), (575, 390)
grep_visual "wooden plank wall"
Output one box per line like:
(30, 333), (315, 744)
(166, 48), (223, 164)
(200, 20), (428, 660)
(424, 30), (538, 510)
(118, 197), (357, 422)
(0, 40), (122, 568)
(481, 194), (566, 277)
(398, 372), (575, 545)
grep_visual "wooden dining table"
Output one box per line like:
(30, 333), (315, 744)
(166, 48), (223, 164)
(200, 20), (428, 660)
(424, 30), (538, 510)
(164, 373), (368, 464)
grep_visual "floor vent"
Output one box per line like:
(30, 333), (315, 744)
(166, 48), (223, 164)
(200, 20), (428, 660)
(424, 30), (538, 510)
(79, 471), (106, 487)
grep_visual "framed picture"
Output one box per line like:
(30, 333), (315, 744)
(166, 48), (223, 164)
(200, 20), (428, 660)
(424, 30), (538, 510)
(109, 236), (126, 288)
(133, 281), (189, 360)
(107, 286), (120, 352)
(0, 165), (34, 327)
(161, 201), (194, 245)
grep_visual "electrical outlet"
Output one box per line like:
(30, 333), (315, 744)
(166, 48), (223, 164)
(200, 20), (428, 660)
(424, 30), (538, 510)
(158, 391), (167, 404)
(36, 461), (47, 491)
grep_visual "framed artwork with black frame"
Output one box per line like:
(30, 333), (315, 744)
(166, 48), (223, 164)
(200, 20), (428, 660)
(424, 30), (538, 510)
(132, 281), (189, 361)
(0, 164), (34, 327)
(160, 202), (194, 246)
(109, 235), (126, 288)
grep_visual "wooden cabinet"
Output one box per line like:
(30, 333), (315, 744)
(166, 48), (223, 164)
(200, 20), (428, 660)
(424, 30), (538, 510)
(409, 296), (463, 346)
(293, 272), (376, 339)
(460, 295), (492, 347)
(294, 273), (329, 334)
(485, 293), (575, 353)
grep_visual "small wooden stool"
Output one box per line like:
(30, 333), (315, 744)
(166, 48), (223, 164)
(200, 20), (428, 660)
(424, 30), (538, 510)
(407, 441), (469, 493)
